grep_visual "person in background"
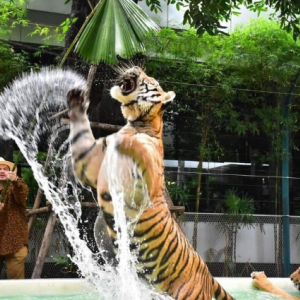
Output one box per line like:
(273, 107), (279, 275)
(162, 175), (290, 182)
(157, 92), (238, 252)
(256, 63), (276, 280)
(0, 157), (28, 279)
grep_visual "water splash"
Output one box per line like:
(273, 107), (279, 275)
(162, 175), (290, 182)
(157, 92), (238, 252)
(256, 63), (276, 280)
(103, 139), (146, 299)
(0, 68), (172, 300)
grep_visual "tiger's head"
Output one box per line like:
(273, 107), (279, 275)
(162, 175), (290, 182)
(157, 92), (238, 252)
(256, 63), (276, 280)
(110, 66), (175, 122)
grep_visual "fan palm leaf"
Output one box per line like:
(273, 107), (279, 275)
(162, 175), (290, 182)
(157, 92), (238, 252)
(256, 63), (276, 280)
(75, 0), (160, 64)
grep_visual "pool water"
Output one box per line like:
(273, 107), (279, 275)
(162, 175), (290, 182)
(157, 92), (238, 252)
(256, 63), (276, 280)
(0, 290), (299, 300)
(232, 287), (298, 299)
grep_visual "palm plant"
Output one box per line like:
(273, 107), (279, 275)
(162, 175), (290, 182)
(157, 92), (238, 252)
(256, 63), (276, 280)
(73, 0), (160, 64)
(215, 188), (254, 276)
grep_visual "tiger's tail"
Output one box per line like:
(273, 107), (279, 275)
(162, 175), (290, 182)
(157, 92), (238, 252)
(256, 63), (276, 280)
(212, 278), (236, 300)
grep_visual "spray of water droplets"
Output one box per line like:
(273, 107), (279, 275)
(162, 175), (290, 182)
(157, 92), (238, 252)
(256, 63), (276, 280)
(0, 67), (173, 300)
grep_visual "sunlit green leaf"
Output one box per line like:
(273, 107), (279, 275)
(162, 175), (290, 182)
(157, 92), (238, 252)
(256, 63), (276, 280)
(75, 0), (160, 65)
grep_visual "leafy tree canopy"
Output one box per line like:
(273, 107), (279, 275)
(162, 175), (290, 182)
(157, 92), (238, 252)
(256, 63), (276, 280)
(145, 18), (300, 212)
(0, 0), (30, 89)
(145, 18), (300, 162)
(143, 0), (300, 40)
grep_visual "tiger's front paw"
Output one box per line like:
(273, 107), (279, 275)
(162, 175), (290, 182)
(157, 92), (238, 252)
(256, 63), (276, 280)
(251, 271), (265, 279)
(66, 89), (89, 120)
(290, 267), (300, 290)
(251, 271), (274, 292)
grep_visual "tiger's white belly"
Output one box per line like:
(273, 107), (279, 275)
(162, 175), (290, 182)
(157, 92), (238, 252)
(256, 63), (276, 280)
(98, 138), (150, 222)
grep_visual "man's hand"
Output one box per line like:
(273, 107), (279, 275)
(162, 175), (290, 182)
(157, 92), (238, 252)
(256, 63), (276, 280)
(7, 171), (17, 182)
(0, 203), (4, 211)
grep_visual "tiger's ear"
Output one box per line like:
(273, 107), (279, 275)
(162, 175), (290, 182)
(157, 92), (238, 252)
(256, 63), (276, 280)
(161, 91), (175, 111)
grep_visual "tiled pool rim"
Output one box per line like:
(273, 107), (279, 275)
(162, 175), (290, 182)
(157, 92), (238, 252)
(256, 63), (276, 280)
(0, 277), (297, 297)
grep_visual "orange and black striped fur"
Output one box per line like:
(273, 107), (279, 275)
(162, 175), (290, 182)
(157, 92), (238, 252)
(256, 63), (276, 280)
(67, 66), (235, 300)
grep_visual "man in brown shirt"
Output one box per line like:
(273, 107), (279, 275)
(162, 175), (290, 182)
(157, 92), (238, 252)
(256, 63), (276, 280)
(0, 157), (29, 279)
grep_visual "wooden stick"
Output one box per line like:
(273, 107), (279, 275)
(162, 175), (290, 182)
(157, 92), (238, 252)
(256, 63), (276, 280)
(61, 118), (122, 132)
(81, 202), (98, 208)
(31, 211), (57, 279)
(27, 152), (53, 236)
(85, 64), (98, 105)
(26, 202), (98, 216)
(169, 206), (185, 214)
(26, 205), (51, 217)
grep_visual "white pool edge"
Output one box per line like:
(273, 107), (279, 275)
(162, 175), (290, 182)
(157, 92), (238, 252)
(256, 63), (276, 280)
(0, 277), (297, 296)
(0, 279), (88, 296)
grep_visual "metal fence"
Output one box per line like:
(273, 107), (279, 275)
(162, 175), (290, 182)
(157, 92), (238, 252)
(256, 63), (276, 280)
(2, 211), (299, 279)
(181, 213), (300, 277)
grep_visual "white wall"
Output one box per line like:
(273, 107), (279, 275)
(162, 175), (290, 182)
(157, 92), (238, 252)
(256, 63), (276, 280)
(26, 0), (71, 14)
(182, 222), (300, 264)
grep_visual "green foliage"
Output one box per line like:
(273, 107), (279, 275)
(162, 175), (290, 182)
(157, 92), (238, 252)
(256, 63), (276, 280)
(29, 25), (50, 39)
(204, 18), (300, 163)
(53, 255), (76, 273)
(145, 18), (300, 214)
(144, 0), (300, 40)
(214, 188), (255, 275)
(13, 151), (47, 208)
(0, 43), (30, 89)
(206, 18), (300, 85)
(145, 0), (163, 13)
(166, 181), (190, 207)
(0, 0), (30, 89)
(29, 17), (78, 44)
(145, 27), (239, 162)
(0, 0), (28, 38)
(33, 218), (45, 230)
(215, 188), (255, 223)
(145, 18), (300, 164)
(75, 0), (159, 64)
(21, 167), (39, 208)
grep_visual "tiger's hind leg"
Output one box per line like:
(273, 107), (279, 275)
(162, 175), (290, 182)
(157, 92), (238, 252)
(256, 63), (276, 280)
(251, 271), (298, 300)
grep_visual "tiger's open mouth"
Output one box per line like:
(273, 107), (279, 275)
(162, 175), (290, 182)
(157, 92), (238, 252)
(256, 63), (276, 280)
(121, 76), (136, 95)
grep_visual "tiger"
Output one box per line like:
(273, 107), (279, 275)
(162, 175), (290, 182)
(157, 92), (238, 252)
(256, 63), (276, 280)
(66, 66), (235, 300)
(251, 269), (300, 300)
(291, 267), (300, 291)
